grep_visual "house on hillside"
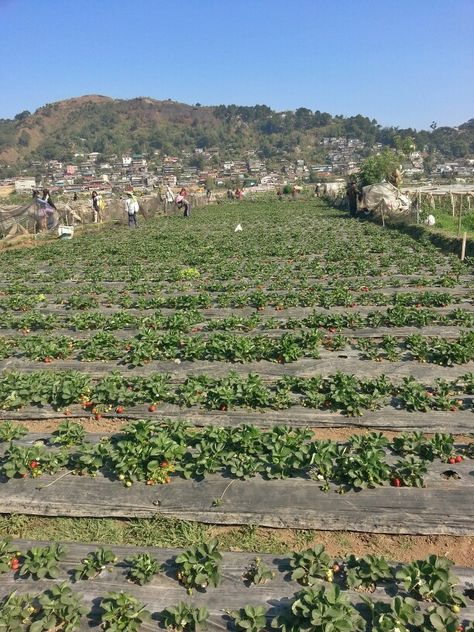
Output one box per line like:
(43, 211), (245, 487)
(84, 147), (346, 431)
(14, 177), (36, 193)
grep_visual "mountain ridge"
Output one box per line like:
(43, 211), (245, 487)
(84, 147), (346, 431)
(0, 95), (472, 167)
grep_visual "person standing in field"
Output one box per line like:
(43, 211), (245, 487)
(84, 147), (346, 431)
(39, 188), (57, 230)
(124, 190), (139, 227)
(91, 191), (103, 223)
(346, 180), (360, 218)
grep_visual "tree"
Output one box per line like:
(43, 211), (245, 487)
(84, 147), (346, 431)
(359, 150), (400, 186)
(17, 130), (31, 147)
(14, 110), (31, 122)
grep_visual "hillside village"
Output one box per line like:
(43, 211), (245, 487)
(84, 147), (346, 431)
(2, 135), (474, 198)
(0, 97), (473, 198)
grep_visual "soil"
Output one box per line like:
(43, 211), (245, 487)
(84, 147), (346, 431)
(6, 417), (473, 443)
(210, 526), (474, 566)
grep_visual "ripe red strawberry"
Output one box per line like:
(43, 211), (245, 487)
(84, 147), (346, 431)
(44, 357), (52, 363)
(328, 327), (337, 333)
(450, 406), (457, 412)
(455, 455), (463, 463)
(148, 404), (157, 412)
(83, 401), (93, 408)
(94, 413), (102, 420)
(21, 473), (29, 479)
(219, 404), (228, 411)
(10, 557), (20, 570)
(391, 478), (401, 487)
(29, 460), (39, 469)
(448, 457), (456, 464)
(161, 461), (169, 468)
(116, 406), (125, 414)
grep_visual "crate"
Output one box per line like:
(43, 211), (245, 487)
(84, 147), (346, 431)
(58, 225), (74, 239)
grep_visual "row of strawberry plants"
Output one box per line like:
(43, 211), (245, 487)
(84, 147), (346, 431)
(1, 329), (472, 366)
(1, 305), (473, 334)
(1, 268), (467, 295)
(0, 369), (472, 414)
(1, 420), (471, 488)
(0, 288), (463, 312)
(0, 539), (472, 631)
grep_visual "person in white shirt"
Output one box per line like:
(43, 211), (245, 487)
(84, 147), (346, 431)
(124, 191), (139, 227)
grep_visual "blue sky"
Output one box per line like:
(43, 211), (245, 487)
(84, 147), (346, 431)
(0, 0), (472, 130)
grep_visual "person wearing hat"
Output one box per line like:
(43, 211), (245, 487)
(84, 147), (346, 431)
(124, 190), (139, 227)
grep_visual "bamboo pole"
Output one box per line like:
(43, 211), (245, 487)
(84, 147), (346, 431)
(457, 196), (463, 237)
(461, 232), (467, 261)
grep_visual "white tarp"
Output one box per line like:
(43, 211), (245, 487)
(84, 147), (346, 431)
(362, 182), (411, 216)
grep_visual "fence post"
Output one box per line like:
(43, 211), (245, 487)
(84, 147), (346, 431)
(457, 196), (463, 237)
(461, 231), (467, 261)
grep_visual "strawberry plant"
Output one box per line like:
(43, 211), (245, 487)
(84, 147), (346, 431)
(50, 420), (85, 447)
(290, 544), (333, 585)
(398, 377), (431, 412)
(0, 421), (27, 442)
(362, 595), (424, 632)
(70, 441), (112, 475)
(31, 582), (86, 632)
(271, 584), (365, 632)
(243, 557), (275, 585)
(161, 602), (209, 631)
(344, 554), (393, 591)
(308, 440), (338, 490)
(396, 555), (467, 607)
(0, 538), (19, 574)
(125, 552), (161, 585)
(336, 446), (391, 489)
(99, 592), (150, 632)
(175, 540), (222, 593)
(1, 443), (68, 479)
(230, 605), (267, 632)
(426, 604), (462, 632)
(0, 591), (35, 630)
(391, 431), (426, 456)
(20, 543), (66, 580)
(392, 457), (428, 487)
(73, 547), (117, 580)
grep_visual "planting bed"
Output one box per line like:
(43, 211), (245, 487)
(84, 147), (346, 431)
(0, 539), (473, 631)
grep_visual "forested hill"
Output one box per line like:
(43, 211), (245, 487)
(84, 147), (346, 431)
(0, 94), (472, 166)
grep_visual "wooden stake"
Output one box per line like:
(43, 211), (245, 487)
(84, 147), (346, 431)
(457, 196), (463, 237)
(461, 232), (467, 261)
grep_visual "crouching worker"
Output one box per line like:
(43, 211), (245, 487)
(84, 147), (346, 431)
(125, 191), (139, 227)
(175, 194), (190, 218)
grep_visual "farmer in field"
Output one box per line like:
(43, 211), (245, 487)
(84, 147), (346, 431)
(91, 191), (103, 223)
(36, 188), (56, 231)
(346, 180), (360, 218)
(175, 193), (190, 218)
(124, 190), (139, 227)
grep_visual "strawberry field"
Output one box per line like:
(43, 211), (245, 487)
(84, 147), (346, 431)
(0, 197), (473, 630)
